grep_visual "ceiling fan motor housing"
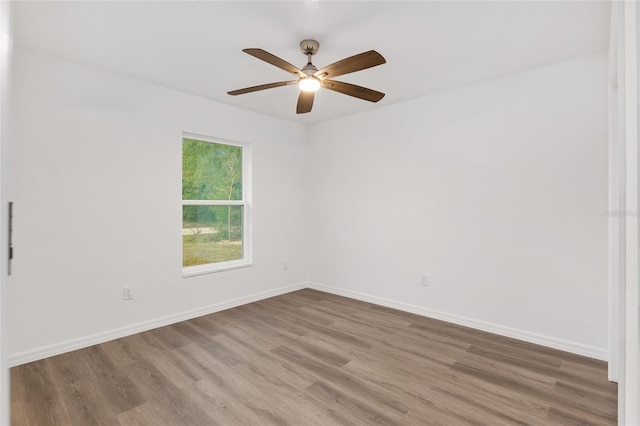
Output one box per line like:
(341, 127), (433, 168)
(301, 62), (318, 77)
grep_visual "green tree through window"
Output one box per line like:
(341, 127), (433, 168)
(182, 137), (248, 271)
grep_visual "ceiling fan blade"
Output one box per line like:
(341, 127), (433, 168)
(321, 79), (385, 103)
(243, 48), (306, 78)
(296, 91), (314, 114)
(228, 80), (298, 96)
(314, 50), (386, 79)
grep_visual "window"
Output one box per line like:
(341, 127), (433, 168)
(182, 134), (251, 276)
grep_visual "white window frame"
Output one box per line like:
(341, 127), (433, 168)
(182, 132), (252, 277)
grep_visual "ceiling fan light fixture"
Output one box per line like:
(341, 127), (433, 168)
(299, 77), (320, 92)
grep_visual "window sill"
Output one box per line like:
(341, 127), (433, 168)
(182, 261), (253, 278)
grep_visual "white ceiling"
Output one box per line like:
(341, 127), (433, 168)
(13, 1), (611, 126)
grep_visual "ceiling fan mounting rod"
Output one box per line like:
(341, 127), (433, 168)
(300, 40), (320, 78)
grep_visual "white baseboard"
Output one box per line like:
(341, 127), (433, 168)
(9, 282), (306, 367)
(307, 282), (608, 361)
(10, 280), (607, 366)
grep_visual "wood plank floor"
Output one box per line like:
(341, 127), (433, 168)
(11, 289), (617, 425)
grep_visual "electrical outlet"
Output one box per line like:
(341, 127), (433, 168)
(283, 261), (289, 271)
(420, 275), (428, 286)
(123, 286), (133, 300)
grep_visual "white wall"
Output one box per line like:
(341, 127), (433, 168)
(9, 49), (309, 364)
(308, 53), (609, 359)
(10, 48), (611, 366)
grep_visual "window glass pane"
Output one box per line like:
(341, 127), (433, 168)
(182, 138), (242, 201)
(183, 205), (243, 267)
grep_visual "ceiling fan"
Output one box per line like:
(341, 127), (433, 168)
(228, 39), (386, 114)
